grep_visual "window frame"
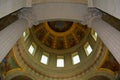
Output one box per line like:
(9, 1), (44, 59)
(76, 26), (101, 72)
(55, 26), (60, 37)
(84, 42), (93, 56)
(56, 56), (64, 67)
(40, 52), (49, 65)
(23, 28), (30, 41)
(72, 52), (80, 65)
(91, 29), (97, 41)
(28, 42), (36, 56)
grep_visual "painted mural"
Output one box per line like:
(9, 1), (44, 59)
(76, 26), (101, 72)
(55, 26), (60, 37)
(48, 21), (73, 32)
(33, 21), (88, 50)
(101, 51), (120, 73)
(0, 50), (19, 75)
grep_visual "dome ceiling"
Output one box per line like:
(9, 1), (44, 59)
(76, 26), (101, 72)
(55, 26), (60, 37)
(33, 21), (88, 50)
(1, 20), (118, 80)
(48, 21), (73, 32)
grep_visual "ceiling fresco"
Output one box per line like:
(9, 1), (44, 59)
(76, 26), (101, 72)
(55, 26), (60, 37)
(33, 21), (87, 49)
(100, 51), (120, 73)
(0, 50), (20, 75)
(48, 21), (73, 32)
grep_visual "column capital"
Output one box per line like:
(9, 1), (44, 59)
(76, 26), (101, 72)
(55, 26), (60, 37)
(18, 8), (39, 27)
(86, 8), (102, 27)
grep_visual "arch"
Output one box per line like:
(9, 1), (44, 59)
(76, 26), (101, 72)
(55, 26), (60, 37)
(5, 69), (36, 80)
(88, 75), (111, 80)
(32, 3), (88, 22)
(85, 70), (115, 80)
(11, 75), (33, 80)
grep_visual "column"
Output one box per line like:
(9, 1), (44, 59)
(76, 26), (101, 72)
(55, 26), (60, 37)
(89, 17), (120, 63)
(0, 19), (28, 62)
(25, 0), (32, 7)
(88, 0), (94, 7)
(0, 0), (26, 18)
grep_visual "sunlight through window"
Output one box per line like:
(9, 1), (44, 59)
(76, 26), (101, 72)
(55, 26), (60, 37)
(28, 45), (34, 55)
(91, 29), (98, 41)
(72, 52), (80, 65)
(41, 55), (48, 65)
(84, 42), (93, 56)
(57, 56), (64, 67)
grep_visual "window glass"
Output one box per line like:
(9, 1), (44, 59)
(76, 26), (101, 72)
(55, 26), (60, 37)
(72, 52), (80, 65)
(23, 32), (26, 37)
(84, 42), (93, 56)
(91, 29), (97, 41)
(28, 42), (36, 56)
(41, 54), (48, 65)
(28, 45), (34, 55)
(57, 56), (64, 67)
(23, 28), (30, 40)
(87, 45), (92, 54)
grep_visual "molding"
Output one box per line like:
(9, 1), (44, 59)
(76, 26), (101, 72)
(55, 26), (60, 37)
(13, 36), (107, 79)
(5, 69), (36, 80)
(18, 3), (88, 27)
(18, 8), (39, 27)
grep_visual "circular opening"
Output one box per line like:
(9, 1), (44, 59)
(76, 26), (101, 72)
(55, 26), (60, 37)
(48, 21), (73, 32)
